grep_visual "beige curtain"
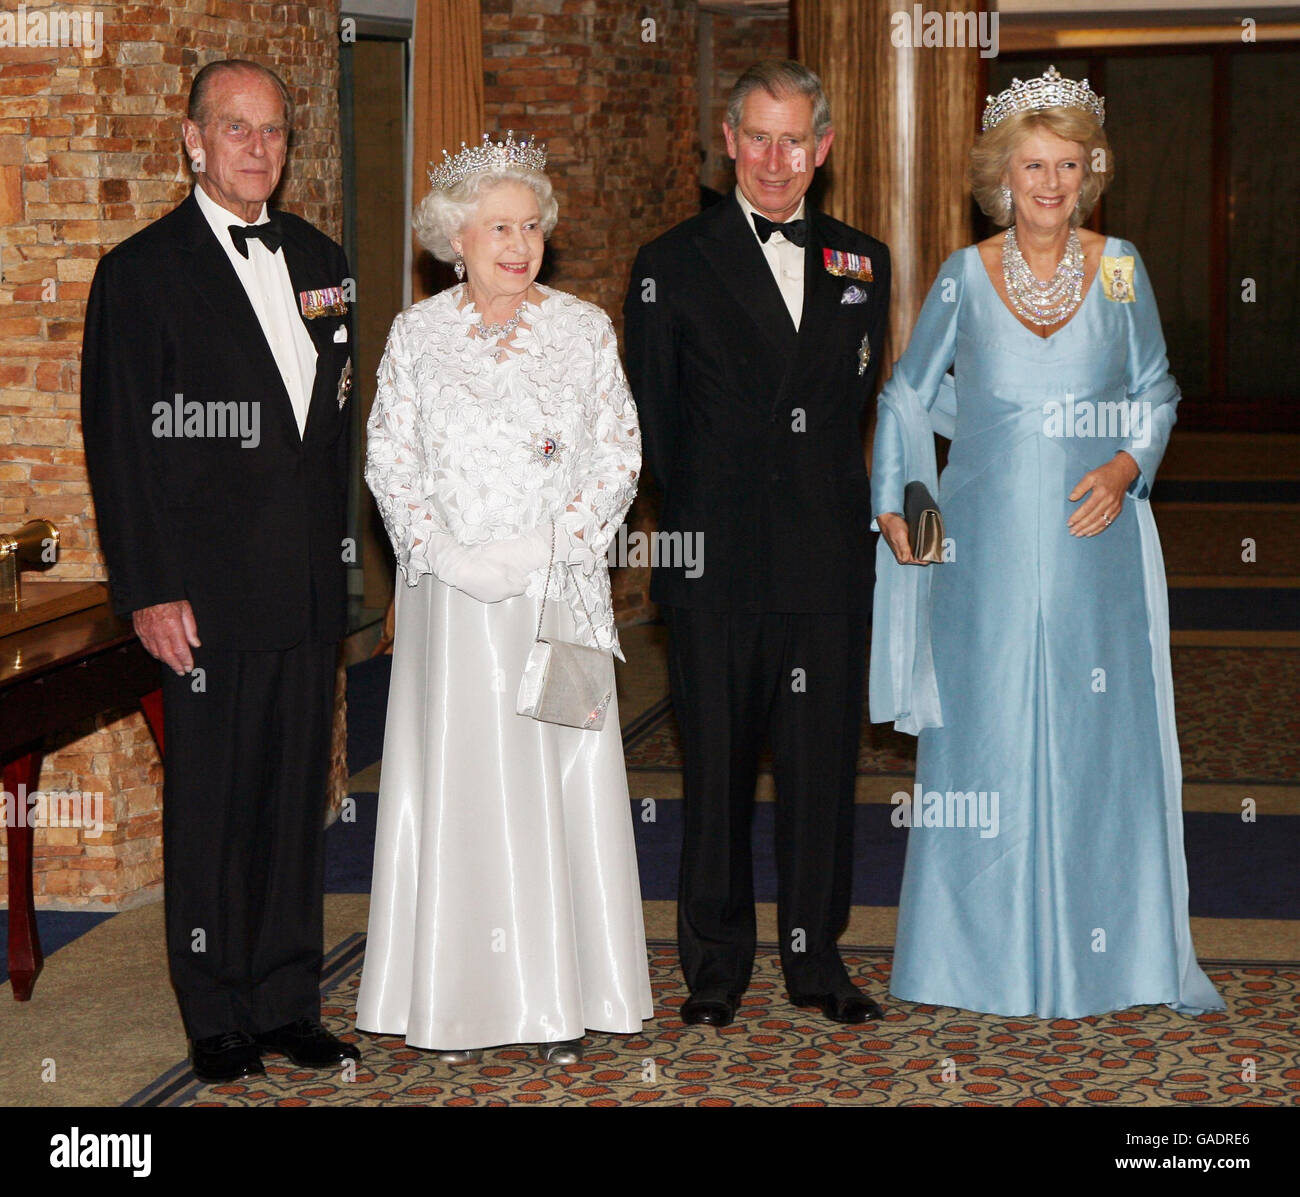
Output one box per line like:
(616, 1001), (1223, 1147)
(411, 0), (485, 301)
(796, 0), (981, 359)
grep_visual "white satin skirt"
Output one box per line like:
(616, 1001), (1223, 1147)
(354, 571), (654, 1050)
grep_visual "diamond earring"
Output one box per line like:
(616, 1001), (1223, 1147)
(454, 255), (465, 281)
(1001, 184), (1013, 218)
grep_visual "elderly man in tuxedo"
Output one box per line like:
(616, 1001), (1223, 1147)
(81, 59), (360, 1082)
(623, 60), (890, 1027)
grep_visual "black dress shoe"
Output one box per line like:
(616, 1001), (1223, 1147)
(190, 1031), (265, 1083)
(681, 993), (739, 1027)
(253, 1019), (362, 1068)
(788, 991), (885, 1024)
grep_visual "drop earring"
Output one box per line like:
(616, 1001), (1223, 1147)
(454, 255), (465, 282)
(1001, 184), (1013, 219)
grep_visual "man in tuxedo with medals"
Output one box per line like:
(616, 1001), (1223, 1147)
(81, 60), (360, 1081)
(623, 60), (890, 1027)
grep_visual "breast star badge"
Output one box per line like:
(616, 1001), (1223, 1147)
(529, 431), (565, 465)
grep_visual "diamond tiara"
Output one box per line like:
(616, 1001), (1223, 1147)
(981, 66), (1105, 133)
(427, 130), (548, 191)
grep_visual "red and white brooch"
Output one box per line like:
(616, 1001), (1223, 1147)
(529, 431), (565, 465)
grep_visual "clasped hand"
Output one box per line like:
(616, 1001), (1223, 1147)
(430, 525), (556, 603)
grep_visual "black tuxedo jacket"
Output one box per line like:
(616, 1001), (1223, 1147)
(622, 194), (890, 612)
(81, 191), (352, 650)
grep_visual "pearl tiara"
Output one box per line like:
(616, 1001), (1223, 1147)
(427, 130), (548, 192)
(981, 66), (1105, 133)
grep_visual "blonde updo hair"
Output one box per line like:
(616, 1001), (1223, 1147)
(412, 165), (559, 263)
(970, 107), (1114, 227)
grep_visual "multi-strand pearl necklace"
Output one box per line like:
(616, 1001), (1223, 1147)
(1002, 224), (1084, 327)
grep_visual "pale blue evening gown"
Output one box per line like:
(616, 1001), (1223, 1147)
(870, 237), (1224, 1018)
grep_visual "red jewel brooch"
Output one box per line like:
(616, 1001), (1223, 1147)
(529, 432), (564, 465)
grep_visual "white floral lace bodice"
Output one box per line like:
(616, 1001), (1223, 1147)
(365, 283), (641, 657)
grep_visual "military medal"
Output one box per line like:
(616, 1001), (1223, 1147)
(857, 332), (871, 376)
(299, 284), (348, 319)
(824, 247), (873, 282)
(336, 358), (352, 409)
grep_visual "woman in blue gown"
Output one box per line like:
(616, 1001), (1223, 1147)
(869, 67), (1223, 1018)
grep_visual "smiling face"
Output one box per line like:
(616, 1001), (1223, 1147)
(1004, 128), (1087, 237)
(182, 68), (288, 224)
(724, 88), (833, 223)
(451, 179), (545, 305)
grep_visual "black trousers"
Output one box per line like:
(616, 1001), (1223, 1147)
(665, 607), (868, 998)
(160, 634), (336, 1041)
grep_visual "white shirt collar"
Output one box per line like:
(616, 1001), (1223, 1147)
(193, 183), (270, 249)
(734, 185), (806, 244)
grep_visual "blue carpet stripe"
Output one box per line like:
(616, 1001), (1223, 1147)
(1168, 588), (1300, 630)
(621, 695), (673, 752)
(324, 795), (1298, 920)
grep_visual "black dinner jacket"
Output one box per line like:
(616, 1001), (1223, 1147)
(622, 193), (891, 612)
(80, 191), (353, 650)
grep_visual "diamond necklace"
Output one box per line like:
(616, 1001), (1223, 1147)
(1001, 224), (1084, 327)
(464, 284), (527, 340)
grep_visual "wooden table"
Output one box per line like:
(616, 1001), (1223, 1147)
(1, 590), (162, 1000)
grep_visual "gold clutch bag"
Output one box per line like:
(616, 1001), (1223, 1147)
(903, 480), (945, 564)
(515, 522), (614, 731)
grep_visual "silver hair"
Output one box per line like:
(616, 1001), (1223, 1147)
(412, 165), (559, 263)
(725, 59), (832, 140)
(188, 59), (294, 131)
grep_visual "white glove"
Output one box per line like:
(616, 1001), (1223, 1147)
(419, 530), (460, 582)
(424, 531), (523, 603)
(475, 523), (556, 582)
(446, 547), (526, 602)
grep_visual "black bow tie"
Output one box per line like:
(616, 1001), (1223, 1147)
(227, 216), (282, 258)
(751, 213), (808, 247)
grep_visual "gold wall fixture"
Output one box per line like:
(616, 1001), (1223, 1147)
(0, 520), (59, 613)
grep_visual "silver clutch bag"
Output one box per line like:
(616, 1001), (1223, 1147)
(515, 522), (615, 731)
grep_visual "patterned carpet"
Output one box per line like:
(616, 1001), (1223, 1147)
(127, 936), (1299, 1108)
(625, 646), (1300, 784)
(17, 433), (1292, 1110)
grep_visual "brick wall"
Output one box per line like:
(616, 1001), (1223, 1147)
(704, 7), (791, 195)
(0, 1), (343, 908)
(481, 0), (701, 325)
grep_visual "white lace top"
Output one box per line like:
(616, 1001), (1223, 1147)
(365, 283), (641, 659)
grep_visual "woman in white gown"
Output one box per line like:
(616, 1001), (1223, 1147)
(355, 133), (653, 1063)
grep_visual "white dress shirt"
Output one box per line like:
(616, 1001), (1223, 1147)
(735, 185), (806, 331)
(194, 184), (318, 437)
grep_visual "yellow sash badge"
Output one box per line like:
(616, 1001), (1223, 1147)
(1100, 255), (1135, 303)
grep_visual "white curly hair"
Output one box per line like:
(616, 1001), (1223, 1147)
(413, 165), (559, 263)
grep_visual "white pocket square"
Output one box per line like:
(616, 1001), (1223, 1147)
(333, 326), (347, 342)
(840, 285), (869, 305)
